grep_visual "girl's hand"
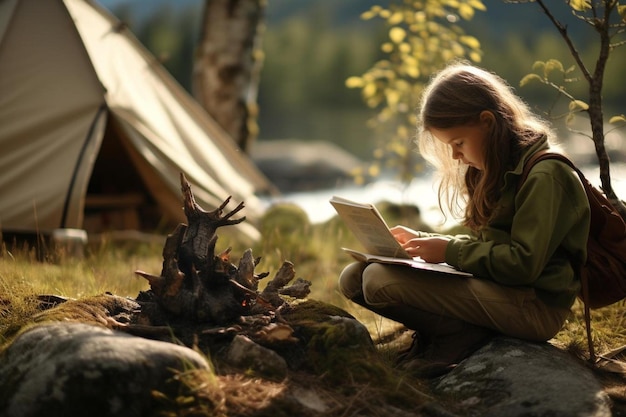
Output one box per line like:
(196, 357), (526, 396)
(402, 236), (450, 264)
(390, 226), (449, 263)
(389, 225), (420, 243)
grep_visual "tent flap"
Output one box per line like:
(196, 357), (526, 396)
(0, 0), (271, 241)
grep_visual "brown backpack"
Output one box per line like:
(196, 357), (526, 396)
(520, 150), (626, 362)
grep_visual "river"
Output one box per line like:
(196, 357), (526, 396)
(260, 162), (626, 231)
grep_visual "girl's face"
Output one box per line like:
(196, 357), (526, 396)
(429, 111), (493, 171)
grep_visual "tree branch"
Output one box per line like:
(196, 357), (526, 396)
(535, 0), (592, 82)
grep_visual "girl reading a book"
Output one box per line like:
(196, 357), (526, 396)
(338, 61), (590, 377)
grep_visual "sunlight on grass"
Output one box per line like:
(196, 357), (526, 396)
(0, 240), (156, 299)
(2, 202), (625, 359)
(555, 299), (626, 356)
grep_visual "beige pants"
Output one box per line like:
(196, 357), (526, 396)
(339, 262), (571, 342)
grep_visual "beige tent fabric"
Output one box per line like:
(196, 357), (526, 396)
(0, 0), (106, 232)
(0, 0), (272, 240)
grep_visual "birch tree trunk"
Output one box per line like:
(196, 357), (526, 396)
(193, 0), (266, 153)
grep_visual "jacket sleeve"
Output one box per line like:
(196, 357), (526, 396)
(444, 161), (588, 285)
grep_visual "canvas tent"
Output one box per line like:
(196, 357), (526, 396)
(0, 0), (273, 242)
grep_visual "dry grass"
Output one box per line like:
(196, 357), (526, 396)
(1, 206), (626, 415)
(2, 209), (625, 359)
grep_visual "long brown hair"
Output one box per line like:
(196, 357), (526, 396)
(417, 62), (552, 231)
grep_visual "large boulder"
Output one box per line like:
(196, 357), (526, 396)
(251, 139), (364, 191)
(433, 337), (612, 417)
(0, 322), (210, 417)
(2, 290), (615, 417)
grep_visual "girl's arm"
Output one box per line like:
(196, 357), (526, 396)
(445, 161), (589, 284)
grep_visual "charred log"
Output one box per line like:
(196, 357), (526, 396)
(134, 172), (310, 332)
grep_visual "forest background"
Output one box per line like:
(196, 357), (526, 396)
(100, 0), (626, 164)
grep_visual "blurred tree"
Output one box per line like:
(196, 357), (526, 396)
(193, 0), (266, 152)
(132, 5), (200, 92)
(110, 1), (626, 165)
(515, 0), (626, 217)
(256, 9), (387, 160)
(345, 0), (486, 184)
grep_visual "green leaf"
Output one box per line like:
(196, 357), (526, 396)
(458, 4), (475, 20)
(520, 73), (543, 87)
(468, 0), (487, 12)
(569, 0), (592, 11)
(544, 59), (565, 77)
(568, 99), (589, 111)
(345, 77), (364, 89)
(403, 57), (420, 78)
(459, 35), (481, 49)
(389, 27), (407, 43)
(360, 10), (376, 20)
(469, 51), (482, 63)
(619, 5), (626, 22)
(609, 115), (626, 124)
(532, 60), (546, 73)
(388, 11), (404, 25)
(363, 81), (378, 98)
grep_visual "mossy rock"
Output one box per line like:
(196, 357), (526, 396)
(0, 293), (139, 351)
(31, 293), (139, 327)
(276, 300), (387, 386)
(256, 203), (319, 262)
(259, 203), (311, 239)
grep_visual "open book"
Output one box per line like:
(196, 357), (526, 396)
(330, 196), (472, 277)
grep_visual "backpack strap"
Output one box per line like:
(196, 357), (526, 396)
(518, 150), (579, 191)
(580, 268), (596, 362)
(519, 150), (597, 363)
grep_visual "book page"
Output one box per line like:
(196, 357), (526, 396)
(329, 196), (410, 259)
(341, 248), (472, 277)
(330, 196), (472, 277)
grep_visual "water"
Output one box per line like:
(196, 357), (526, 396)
(261, 175), (453, 229)
(261, 162), (626, 230)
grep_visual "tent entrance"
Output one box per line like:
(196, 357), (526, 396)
(83, 118), (163, 234)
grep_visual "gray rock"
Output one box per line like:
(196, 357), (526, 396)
(0, 322), (210, 417)
(225, 334), (288, 381)
(251, 139), (364, 191)
(433, 337), (612, 417)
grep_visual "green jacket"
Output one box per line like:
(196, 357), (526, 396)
(438, 138), (590, 309)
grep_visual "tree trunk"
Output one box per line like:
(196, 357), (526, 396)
(588, 4), (626, 218)
(193, 0), (266, 153)
(533, 0), (626, 219)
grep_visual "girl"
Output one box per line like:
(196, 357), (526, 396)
(338, 62), (590, 377)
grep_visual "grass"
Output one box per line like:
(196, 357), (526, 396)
(1, 203), (625, 415)
(1, 204), (625, 355)
(0, 240), (160, 299)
